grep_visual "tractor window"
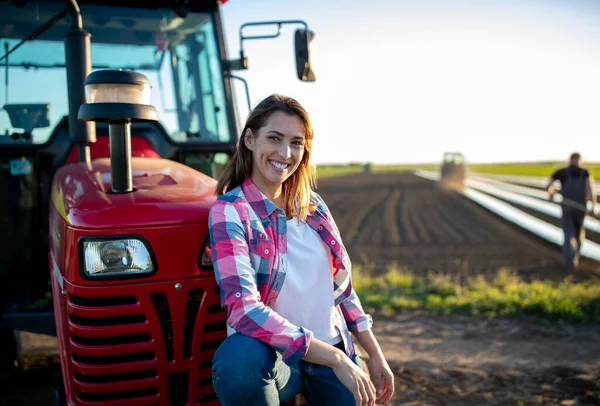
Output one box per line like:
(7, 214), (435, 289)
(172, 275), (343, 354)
(167, 18), (230, 144)
(197, 27), (229, 143)
(0, 3), (232, 147)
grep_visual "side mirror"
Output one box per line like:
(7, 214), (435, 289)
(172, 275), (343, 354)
(3, 103), (51, 133)
(294, 29), (316, 82)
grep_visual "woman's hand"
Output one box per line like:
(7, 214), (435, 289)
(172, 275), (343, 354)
(352, 329), (395, 404)
(368, 354), (394, 404)
(304, 338), (376, 405)
(332, 355), (376, 406)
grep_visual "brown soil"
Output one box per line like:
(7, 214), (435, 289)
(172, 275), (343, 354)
(317, 172), (600, 281)
(373, 312), (600, 405)
(2, 172), (599, 406)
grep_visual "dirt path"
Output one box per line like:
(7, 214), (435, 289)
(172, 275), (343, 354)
(4, 315), (600, 406)
(371, 313), (600, 405)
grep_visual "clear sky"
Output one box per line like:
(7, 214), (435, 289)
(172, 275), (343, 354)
(220, 0), (600, 165)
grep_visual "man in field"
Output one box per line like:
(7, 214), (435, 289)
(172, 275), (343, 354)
(546, 152), (598, 268)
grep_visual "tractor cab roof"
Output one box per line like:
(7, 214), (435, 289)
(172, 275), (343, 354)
(1, 1), (221, 45)
(3, 0), (225, 14)
(443, 152), (465, 164)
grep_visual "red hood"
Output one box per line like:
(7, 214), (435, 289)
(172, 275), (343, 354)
(52, 158), (217, 229)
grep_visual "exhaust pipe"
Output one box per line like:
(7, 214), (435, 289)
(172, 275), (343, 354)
(63, 0), (96, 164)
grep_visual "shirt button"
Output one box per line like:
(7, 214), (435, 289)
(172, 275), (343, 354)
(235, 292), (241, 298)
(264, 249), (269, 255)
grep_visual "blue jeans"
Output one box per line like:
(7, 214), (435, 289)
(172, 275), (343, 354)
(212, 333), (361, 406)
(561, 206), (586, 267)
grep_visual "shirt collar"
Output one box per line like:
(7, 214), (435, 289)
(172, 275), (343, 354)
(241, 177), (279, 220)
(241, 176), (319, 221)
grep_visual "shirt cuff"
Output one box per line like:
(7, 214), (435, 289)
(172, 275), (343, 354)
(349, 313), (373, 333)
(281, 327), (314, 366)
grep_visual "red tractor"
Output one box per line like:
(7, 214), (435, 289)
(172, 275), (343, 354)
(0, 1), (315, 404)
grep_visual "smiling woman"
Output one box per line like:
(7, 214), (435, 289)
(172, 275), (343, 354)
(208, 94), (395, 406)
(245, 111), (306, 195)
(216, 94), (316, 220)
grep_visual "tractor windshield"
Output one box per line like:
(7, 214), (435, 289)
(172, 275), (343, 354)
(0, 2), (232, 146)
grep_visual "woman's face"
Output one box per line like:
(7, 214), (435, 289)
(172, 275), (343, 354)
(245, 111), (306, 194)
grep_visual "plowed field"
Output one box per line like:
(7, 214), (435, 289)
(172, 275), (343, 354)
(317, 172), (600, 281)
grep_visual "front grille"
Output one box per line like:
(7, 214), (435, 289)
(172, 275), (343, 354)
(70, 295), (137, 306)
(184, 289), (204, 359)
(77, 387), (159, 402)
(75, 369), (157, 384)
(70, 314), (146, 326)
(198, 377), (212, 386)
(169, 371), (189, 406)
(201, 340), (221, 351)
(66, 278), (226, 405)
(198, 360), (212, 369)
(73, 351), (155, 365)
(199, 393), (219, 403)
(150, 293), (174, 361)
(71, 333), (151, 346)
(204, 321), (226, 333)
(208, 303), (226, 314)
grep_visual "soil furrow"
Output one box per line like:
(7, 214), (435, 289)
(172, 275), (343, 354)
(344, 190), (389, 244)
(384, 188), (402, 245)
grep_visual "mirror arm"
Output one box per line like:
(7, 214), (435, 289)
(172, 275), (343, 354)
(225, 73), (251, 113)
(226, 20), (310, 71)
(226, 51), (248, 71)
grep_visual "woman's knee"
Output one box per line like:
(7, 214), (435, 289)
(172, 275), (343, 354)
(212, 334), (277, 384)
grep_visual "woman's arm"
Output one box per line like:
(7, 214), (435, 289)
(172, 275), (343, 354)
(303, 338), (376, 406)
(339, 290), (394, 404)
(354, 329), (395, 404)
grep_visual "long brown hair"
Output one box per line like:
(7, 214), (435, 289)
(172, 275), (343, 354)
(216, 94), (317, 221)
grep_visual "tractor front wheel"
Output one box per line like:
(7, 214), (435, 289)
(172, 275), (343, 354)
(0, 328), (19, 379)
(54, 386), (66, 406)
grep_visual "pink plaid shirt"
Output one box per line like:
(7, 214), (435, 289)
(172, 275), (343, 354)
(209, 177), (373, 365)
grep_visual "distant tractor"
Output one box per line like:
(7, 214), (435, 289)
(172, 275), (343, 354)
(440, 152), (466, 186)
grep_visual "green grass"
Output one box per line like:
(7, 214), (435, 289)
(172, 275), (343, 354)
(372, 164), (438, 173)
(316, 163), (437, 178)
(316, 161), (600, 179)
(316, 164), (366, 178)
(353, 265), (600, 323)
(469, 162), (600, 179)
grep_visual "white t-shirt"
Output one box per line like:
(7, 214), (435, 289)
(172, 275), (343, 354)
(271, 217), (341, 345)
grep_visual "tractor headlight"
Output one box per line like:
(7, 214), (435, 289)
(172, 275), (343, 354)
(80, 237), (156, 279)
